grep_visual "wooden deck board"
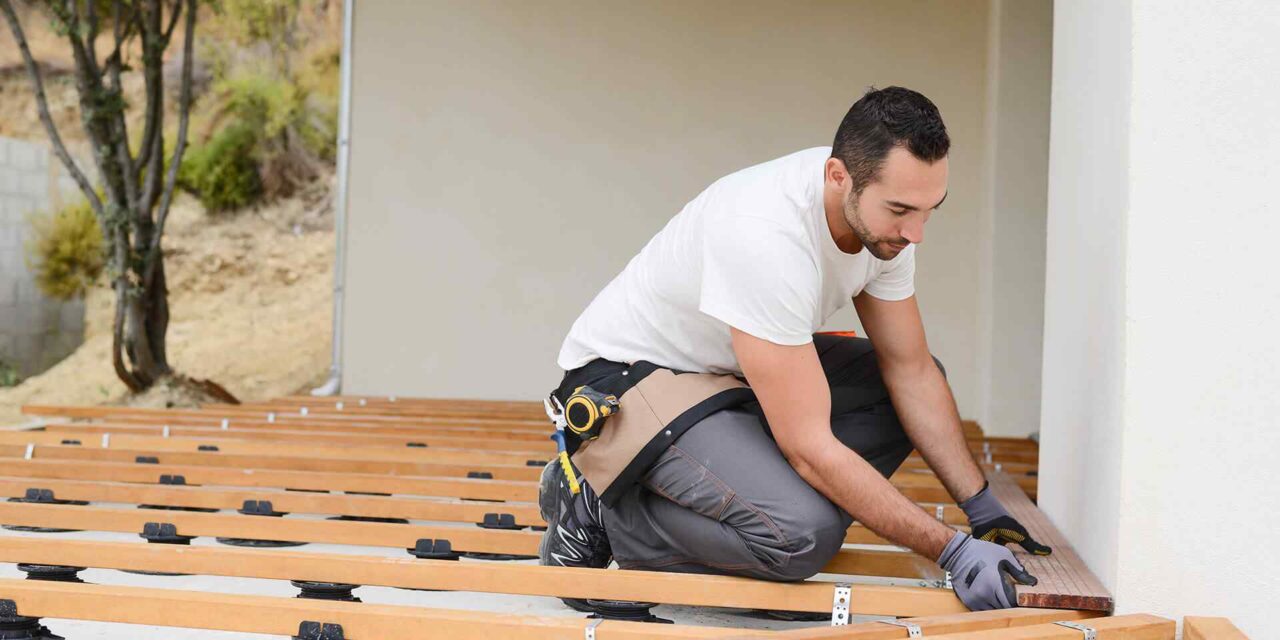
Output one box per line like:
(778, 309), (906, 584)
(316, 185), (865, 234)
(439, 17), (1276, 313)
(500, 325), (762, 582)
(988, 471), (1113, 611)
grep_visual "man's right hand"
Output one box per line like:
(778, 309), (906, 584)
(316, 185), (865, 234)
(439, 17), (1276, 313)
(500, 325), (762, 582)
(937, 531), (1038, 611)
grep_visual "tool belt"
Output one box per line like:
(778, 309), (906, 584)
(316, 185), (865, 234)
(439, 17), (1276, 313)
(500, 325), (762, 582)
(563, 361), (756, 507)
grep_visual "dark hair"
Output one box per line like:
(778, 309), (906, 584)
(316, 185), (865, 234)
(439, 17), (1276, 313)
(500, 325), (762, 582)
(831, 86), (950, 195)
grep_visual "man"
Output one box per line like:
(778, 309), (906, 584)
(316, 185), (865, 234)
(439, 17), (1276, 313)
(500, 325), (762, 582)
(540, 86), (1049, 612)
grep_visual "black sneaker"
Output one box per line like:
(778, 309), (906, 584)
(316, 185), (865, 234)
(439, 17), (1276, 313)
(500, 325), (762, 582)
(538, 458), (612, 611)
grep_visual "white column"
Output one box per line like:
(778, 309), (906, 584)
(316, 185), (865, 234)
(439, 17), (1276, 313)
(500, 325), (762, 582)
(1041, 1), (1280, 635)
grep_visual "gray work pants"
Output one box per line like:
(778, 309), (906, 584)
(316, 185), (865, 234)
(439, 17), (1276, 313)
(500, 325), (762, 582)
(559, 334), (931, 581)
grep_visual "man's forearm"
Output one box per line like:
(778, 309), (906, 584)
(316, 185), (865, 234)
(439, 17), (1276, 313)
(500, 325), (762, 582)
(882, 358), (985, 503)
(784, 436), (955, 561)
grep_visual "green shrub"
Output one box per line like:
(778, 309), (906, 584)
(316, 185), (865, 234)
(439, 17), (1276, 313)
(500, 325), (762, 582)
(179, 121), (264, 213)
(0, 360), (19, 388)
(24, 199), (105, 300)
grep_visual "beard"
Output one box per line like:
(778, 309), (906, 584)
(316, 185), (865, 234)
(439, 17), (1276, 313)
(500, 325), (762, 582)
(843, 194), (909, 260)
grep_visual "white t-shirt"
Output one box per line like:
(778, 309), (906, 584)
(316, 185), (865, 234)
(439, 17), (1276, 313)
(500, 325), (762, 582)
(557, 147), (916, 375)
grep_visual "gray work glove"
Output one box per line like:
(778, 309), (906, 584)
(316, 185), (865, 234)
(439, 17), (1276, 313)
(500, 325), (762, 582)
(959, 482), (1052, 556)
(937, 531), (1038, 611)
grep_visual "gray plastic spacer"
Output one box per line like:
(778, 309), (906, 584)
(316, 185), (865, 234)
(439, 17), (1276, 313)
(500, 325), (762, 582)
(830, 582), (852, 626)
(879, 619), (923, 637)
(1053, 621), (1097, 640)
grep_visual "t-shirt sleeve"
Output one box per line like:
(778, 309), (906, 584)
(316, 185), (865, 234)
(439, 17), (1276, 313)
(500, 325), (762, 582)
(698, 215), (818, 345)
(862, 243), (917, 301)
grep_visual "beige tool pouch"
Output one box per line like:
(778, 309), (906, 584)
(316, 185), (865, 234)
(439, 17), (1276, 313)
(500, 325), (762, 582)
(570, 361), (755, 506)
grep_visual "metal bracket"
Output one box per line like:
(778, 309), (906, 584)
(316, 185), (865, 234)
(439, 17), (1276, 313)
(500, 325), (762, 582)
(300, 407), (309, 416)
(267, 412), (276, 423)
(944, 571), (953, 589)
(1053, 621), (1097, 640)
(584, 618), (604, 640)
(162, 425), (170, 438)
(879, 619), (923, 638)
(220, 419), (230, 430)
(101, 433), (110, 448)
(935, 505), (945, 521)
(23, 444), (33, 460)
(830, 582), (852, 626)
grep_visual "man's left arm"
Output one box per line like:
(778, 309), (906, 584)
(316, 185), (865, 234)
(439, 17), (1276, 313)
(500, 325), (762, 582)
(853, 292), (1052, 556)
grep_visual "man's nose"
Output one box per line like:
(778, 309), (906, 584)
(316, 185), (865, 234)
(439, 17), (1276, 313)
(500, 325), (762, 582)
(900, 217), (925, 244)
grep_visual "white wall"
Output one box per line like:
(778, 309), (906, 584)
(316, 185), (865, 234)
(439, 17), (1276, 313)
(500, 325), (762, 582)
(344, 1), (996, 408)
(1041, 1), (1280, 634)
(976, 0), (1053, 437)
(1039, 0), (1131, 593)
(0, 137), (86, 378)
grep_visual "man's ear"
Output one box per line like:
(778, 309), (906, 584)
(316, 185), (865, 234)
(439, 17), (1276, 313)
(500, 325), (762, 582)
(825, 157), (850, 191)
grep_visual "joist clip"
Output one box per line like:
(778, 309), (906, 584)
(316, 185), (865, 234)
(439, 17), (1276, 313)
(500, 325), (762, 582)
(879, 619), (923, 637)
(239, 500), (286, 517)
(830, 582), (852, 626)
(408, 538), (460, 561)
(1053, 621), (1097, 639)
(140, 522), (194, 545)
(584, 618), (604, 640)
(477, 513), (524, 530)
(294, 621), (344, 640)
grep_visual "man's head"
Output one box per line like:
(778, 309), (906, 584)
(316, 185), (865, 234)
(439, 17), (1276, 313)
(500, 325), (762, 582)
(825, 86), (950, 260)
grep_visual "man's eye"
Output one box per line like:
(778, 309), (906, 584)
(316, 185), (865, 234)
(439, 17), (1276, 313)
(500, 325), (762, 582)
(891, 209), (908, 216)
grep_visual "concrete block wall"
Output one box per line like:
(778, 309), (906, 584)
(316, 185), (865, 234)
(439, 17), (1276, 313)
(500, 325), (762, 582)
(0, 136), (87, 379)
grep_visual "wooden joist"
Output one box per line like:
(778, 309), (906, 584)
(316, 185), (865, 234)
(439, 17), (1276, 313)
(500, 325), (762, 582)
(0, 475), (544, 527)
(1183, 616), (1249, 640)
(0, 440), (977, 503)
(38, 421), (556, 449)
(772, 612), (1167, 639)
(0, 442), (541, 481)
(989, 471), (1114, 611)
(0, 501), (943, 580)
(0, 575), (1170, 639)
(34, 422), (1038, 470)
(922, 615), (1173, 639)
(0, 475), (951, 546)
(0, 456), (534, 501)
(22, 404), (550, 430)
(0, 537), (963, 616)
(0, 578), (765, 639)
(0, 455), (966, 527)
(0, 430), (547, 468)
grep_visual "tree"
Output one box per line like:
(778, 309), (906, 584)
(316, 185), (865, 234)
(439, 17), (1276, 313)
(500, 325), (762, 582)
(1, 0), (196, 392)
